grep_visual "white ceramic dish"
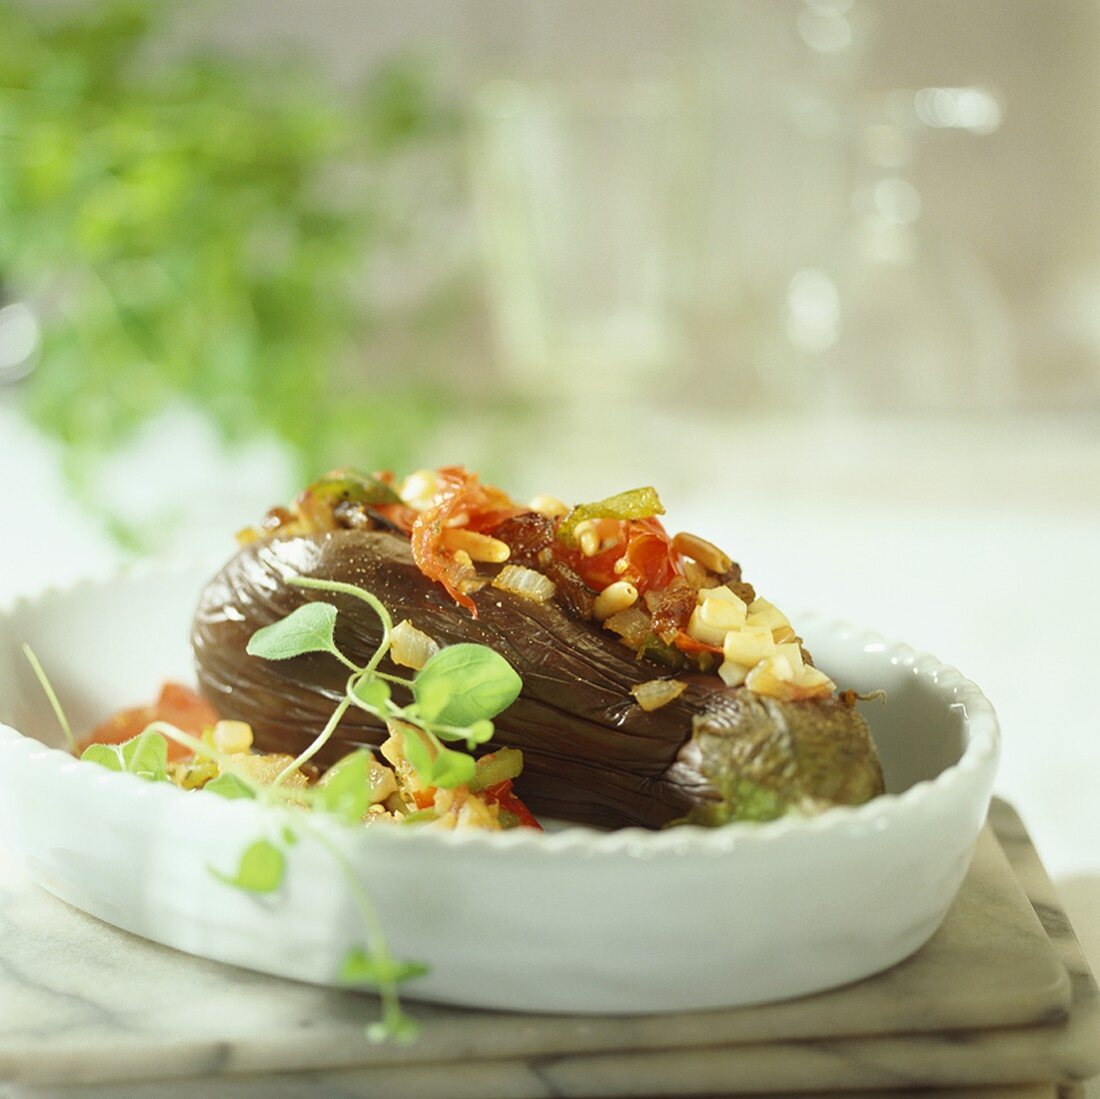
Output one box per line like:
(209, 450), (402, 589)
(0, 563), (999, 1015)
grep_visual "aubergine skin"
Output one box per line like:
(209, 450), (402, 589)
(191, 530), (884, 829)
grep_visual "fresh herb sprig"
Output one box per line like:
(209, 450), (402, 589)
(23, 574), (523, 1045)
(21, 643), (75, 751)
(248, 574), (521, 790)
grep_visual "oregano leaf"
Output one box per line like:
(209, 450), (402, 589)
(81, 743), (124, 772)
(211, 839), (285, 894)
(412, 644), (521, 727)
(429, 746), (477, 789)
(314, 749), (376, 823)
(340, 947), (428, 987)
(411, 674), (450, 722)
(400, 728), (434, 780)
(82, 730), (169, 783)
(205, 772), (256, 800)
(351, 677), (391, 712)
(120, 729), (170, 781)
(402, 729), (476, 790)
(246, 602), (343, 663)
(465, 718), (494, 747)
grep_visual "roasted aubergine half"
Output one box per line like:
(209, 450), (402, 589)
(192, 467), (884, 829)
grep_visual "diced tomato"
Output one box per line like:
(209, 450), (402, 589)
(409, 466), (525, 615)
(480, 779), (542, 830)
(556, 516), (682, 595)
(78, 683), (220, 761)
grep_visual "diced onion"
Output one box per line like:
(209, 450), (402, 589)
(745, 655), (835, 702)
(718, 660), (750, 688)
(631, 678), (687, 712)
(491, 564), (556, 604)
(391, 619), (440, 670)
(603, 606), (651, 648)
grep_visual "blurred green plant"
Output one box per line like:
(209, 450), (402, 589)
(0, 0), (466, 495)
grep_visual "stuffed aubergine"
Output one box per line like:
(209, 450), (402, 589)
(192, 467), (884, 829)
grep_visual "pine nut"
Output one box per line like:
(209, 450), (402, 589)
(528, 494), (569, 519)
(672, 532), (732, 575)
(594, 580), (639, 621)
(575, 520), (601, 557)
(442, 529), (511, 564)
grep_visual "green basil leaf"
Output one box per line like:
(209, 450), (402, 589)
(246, 602), (342, 662)
(340, 946), (428, 987)
(210, 839), (285, 894)
(205, 772), (256, 800)
(351, 677), (391, 712)
(412, 644), (521, 726)
(81, 742), (124, 772)
(314, 749), (375, 823)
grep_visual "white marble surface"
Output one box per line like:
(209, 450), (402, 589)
(0, 803), (1095, 1096)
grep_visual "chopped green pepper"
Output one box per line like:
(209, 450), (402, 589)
(468, 747), (524, 792)
(637, 634), (688, 671)
(307, 470), (403, 506)
(557, 486), (665, 546)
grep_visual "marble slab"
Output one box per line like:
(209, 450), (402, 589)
(0, 801), (1096, 1098)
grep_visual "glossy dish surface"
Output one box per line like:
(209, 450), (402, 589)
(0, 563), (1000, 1014)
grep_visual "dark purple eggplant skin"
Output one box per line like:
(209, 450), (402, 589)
(191, 531), (884, 829)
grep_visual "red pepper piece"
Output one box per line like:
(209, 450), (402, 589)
(480, 779), (542, 830)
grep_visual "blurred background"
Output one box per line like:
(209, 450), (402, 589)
(1, 0), (1098, 961)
